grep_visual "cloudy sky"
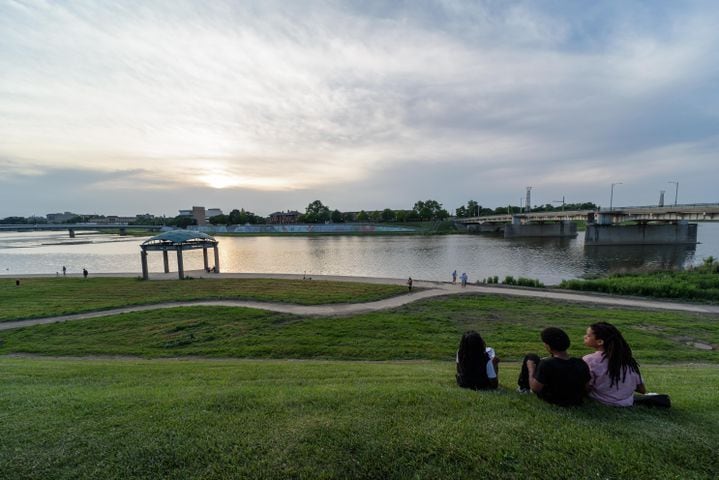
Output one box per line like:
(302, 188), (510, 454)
(1, 0), (718, 218)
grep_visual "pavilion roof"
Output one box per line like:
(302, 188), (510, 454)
(141, 230), (217, 251)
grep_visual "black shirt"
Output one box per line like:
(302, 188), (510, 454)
(535, 356), (590, 406)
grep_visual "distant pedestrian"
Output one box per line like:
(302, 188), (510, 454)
(407, 277), (413, 292)
(83, 268), (88, 279)
(452, 270), (457, 284)
(15, 279), (20, 286)
(460, 272), (468, 287)
(62, 265), (66, 276)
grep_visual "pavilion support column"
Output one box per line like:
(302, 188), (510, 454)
(162, 250), (170, 273)
(203, 248), (209, 272)
(213, 245), (220, 273)
(141, 249), (149, 280)
(176, 249), (185, 280)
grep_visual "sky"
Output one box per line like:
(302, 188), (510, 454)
(1, 0), (718, 218)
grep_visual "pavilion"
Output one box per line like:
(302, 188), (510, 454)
(140, 230), (219, 280)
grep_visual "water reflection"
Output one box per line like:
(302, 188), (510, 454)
(0, 223), (717, 284)
(583, 244), (697, 277)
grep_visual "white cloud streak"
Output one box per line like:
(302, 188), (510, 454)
(1, 0), (718, 215)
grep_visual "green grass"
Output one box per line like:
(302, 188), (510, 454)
(1, 296), (717, 363)
(0, 277), (406, 322)
(2, 285), (719, 479)
(1, 358), (717, 480)
(560, 270), (719, 302)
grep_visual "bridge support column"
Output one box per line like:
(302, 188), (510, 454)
(213, 245), (220, 273)
(68, 228), (75, 238)
(162, 250), (170, 273)
(141, 250), (149, 280)
(176, 249), (185, 280)
(504, 221), (577, 238)
(585, 222), (698, 246)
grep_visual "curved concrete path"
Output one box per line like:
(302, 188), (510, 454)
(2, 274), (718, 332)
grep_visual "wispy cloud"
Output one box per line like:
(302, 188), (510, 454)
(1, 0), (718, 215)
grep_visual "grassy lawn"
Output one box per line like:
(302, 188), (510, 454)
(560, 259), (719, 302)
(2, 296), (717, 363)
(2, 286), (718, 479)
(1, 358), (717, 480)
(0, 277), (406, 322)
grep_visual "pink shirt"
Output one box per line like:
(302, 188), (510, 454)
(583, 351), (643, 407)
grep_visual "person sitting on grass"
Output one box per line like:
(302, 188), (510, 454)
(456, 330), (499, 390)
(517, 327), (590, 406)
(583, 322), (646, 407)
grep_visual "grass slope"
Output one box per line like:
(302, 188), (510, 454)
(2, 287), (719, 479)
(0, 277), (406, 322)
(2, 296), (717, 363)
(560, 261), (719, 302)
(1, 358), (717, 480)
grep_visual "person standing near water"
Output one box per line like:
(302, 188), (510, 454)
(407, 277), (413, 292)
(452, 270), (457, 284)
(62, 265), (66, 276)
(83, 268), (88, 279)
(460, 272), (468, 287)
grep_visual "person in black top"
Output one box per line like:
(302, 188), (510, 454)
(517, 327), (590, 406)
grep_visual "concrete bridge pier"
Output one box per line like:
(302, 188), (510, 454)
(585, 221), (698, 246)
(504, 220), (577, 238)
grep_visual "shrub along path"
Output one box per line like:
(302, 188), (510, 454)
(2, 275), (718, 332)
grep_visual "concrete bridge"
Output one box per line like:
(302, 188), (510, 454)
(457, 203), (719, 245)
(0, 223), (163, 237)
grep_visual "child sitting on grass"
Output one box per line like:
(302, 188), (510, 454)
(517, 327), (590, 406)
(583, 322), (646, 407)
(456, 330), (499, 390)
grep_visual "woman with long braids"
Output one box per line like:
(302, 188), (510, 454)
(583, 322), (646, 406)
(456, 330), (499, 390)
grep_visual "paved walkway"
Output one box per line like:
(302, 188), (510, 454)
(2, 273), (718, 332)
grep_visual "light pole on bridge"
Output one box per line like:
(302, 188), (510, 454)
(668, 181), (679, 206)
(609, 182), (622, 211)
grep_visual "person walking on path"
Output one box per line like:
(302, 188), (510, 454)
(452, 270), (457, 284)
(407, 277), (413, 292)
(82, 268), (88, 279)
(62, 265), (66, 276)
(460, 272), (468, 287)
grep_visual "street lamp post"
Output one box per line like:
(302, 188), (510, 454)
(668, 181), (679, 206)
(609, 182), (623, 211)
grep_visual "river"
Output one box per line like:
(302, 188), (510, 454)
(1, 224), (718, 285)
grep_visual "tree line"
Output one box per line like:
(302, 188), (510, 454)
(1, 200), (599, 226)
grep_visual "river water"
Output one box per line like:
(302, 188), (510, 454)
(1, 225), (718, 285)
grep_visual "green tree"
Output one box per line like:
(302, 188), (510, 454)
(304, 200), (331, 223)
(455, 206), (467, 218)
(209, 214), (229, 225)
(395, 210), (407, 222)
(356, 210), (369, 222)
(466, 200), (479, 217)
(331, 209), (343, 223)
(413, 200), (449, 221)
(0, 216), (28, 224)
(381, 209), (395, 222)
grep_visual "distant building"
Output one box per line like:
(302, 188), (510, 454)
(178, 207), (207, 226)
(46, 212), (78, 223)
(192, 206), (207, 225)
(206, 208), (223, 218)
(268, 210), (301, 224)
